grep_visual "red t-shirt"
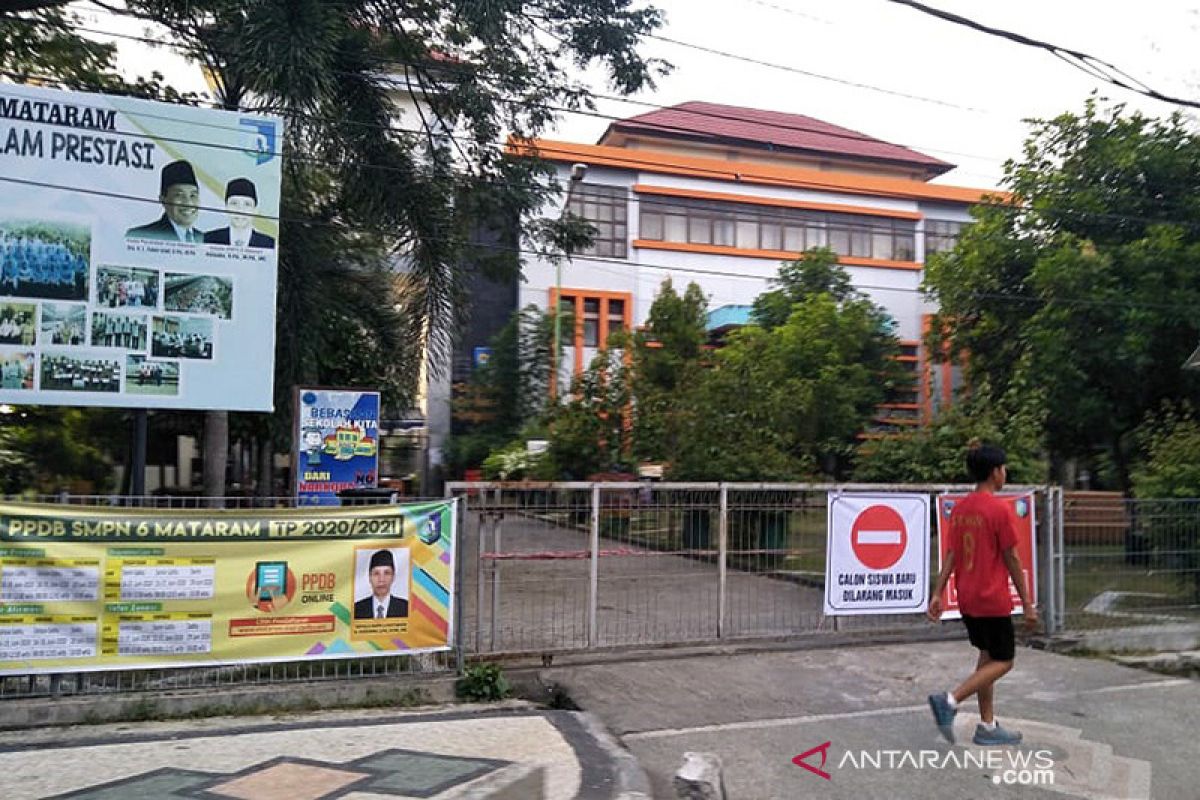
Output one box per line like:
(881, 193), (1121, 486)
(949, 491), (1019, 617)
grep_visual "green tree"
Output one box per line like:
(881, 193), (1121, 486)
(446, 305), (558, 476)
(3, 1), (667, 494)
(1130, 404), (1200, 603)
(631, 279), (709, 465)
(0, 407), (124, 495)
(1131, 403), (1200, 499)
(545, 340), (634, 479)
(853, 375), (1048, 484)
(751, 247), (856, 329)
(924, 100), (1200, 489)
(673, 254), (903, 479)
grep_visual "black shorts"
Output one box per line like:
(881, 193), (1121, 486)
(962, 614), (1015, 662)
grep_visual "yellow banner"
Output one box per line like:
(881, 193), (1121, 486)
(0, 500), (456, 674)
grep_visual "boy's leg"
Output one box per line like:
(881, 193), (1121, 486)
(953, 654), (1012, 709)
(973, 651), (995, 723)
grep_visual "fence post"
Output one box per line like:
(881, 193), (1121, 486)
(1039, 487), (1057, 636)
(588, 484), (600, 648)
(453, 495), (467, 673)
(475, 509), (487, 655)
(718, 484), (728, 639)
(1055, 487), (1066, 633)
(490, 510), (502, 653)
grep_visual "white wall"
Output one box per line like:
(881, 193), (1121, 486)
(520, 162), (941, 348)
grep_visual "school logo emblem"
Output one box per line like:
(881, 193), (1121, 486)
(240, 118), (277, 165)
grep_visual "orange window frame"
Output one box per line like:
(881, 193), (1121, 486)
(548, 288), (634, 390)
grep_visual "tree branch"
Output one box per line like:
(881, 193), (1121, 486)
(0, 0), (73, 13)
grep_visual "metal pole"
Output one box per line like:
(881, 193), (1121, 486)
(552, 261), (561, 396)
(717, 484), (728, 639)
(452, 496), (467, 674)
(1056, 487), (1066, 633)
(131, 409), (147, 499)
(587, 484), (600, 648)
(490, 511), (501, 653)
(1039, 487), (1056, 636)
(476, 511), (487, 656)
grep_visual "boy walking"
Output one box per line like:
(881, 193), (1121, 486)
(927, 441), (1038, 746)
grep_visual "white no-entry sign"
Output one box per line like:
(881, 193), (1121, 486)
(825, 493), (930, 616)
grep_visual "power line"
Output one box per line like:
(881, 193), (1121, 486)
(5, 71), (1199, 237)
(546, 8), (986, 117)
(0, 80), (1004, 239)
(734, 0), (832, 25)
(0, 100), (961, 239)
(643, 33), (987, 114)
(77, 2), (986, 114)
(882, 0), (1200, 110)
(30, 7), (1014, 173)
(1, 173), (1196, 316)
(7, 68), (1200, 235)
(35, 14), (1012, 170)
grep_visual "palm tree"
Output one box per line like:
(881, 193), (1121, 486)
(3, 0), (668, 497)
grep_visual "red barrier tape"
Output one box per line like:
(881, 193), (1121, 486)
(480, 548), (809, 560)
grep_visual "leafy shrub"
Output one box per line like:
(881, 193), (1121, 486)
(455, 662), (511, 702)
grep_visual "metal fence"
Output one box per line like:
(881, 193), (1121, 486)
(447, 482), (1063, 657)
(0, 494), (458, 699)
(0, 494), (411, 508)
(1, 651), (455, 700)
(1061, 493), (1200, 630)
(14, 483), (1200, 698)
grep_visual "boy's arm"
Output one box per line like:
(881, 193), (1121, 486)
(1001, 546), (1039, 629)
(927, 549), (954, 621)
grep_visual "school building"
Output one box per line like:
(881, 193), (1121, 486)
(495, 100), (996, 434)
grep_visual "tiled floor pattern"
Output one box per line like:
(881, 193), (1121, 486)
(0, 715), (579, 800)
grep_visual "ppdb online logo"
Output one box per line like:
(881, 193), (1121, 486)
(240, 118), (277, 165)
(793, 741), (1055, 787)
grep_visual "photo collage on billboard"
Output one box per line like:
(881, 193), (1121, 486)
(0, 83), (283, 410)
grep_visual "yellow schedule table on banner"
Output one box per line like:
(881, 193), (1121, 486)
(0, 500), (456, 675)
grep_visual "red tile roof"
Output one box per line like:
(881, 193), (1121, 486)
(600, 101), (953, 177)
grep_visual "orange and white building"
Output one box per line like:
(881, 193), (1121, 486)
(510, 101), (995, 431)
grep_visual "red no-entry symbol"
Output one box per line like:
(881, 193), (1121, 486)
(850, 505), (907, 570)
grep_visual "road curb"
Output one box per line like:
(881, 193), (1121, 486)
(573, 710), (654, 799)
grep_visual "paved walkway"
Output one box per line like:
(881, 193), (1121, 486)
(5, 640), (1194, 798)
(543, 640), (1200, 799)
(0, 703), (641, 800)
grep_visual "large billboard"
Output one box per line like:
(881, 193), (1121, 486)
(0, 83), (283, 410)
(295, 388), (381, 505)
(0, 500), (456, 674)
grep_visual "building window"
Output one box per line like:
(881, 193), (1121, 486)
(639, 196), (917, 262)
(607, 298), (626, 334)
(566, 183), (628, 258)
(582, 297), (601, 347)
(554, 290), (633, 353)
(925, 220), (966, 255)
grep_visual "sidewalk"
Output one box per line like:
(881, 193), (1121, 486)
(0, 701), (649, 800)
(541, 640), (1200, 799)
(4, 639), (1195, 799)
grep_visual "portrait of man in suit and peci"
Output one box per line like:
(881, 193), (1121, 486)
(126, 160), (204, 243)
(353, 548), (410, 619)
(204, 178), (276, 249)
